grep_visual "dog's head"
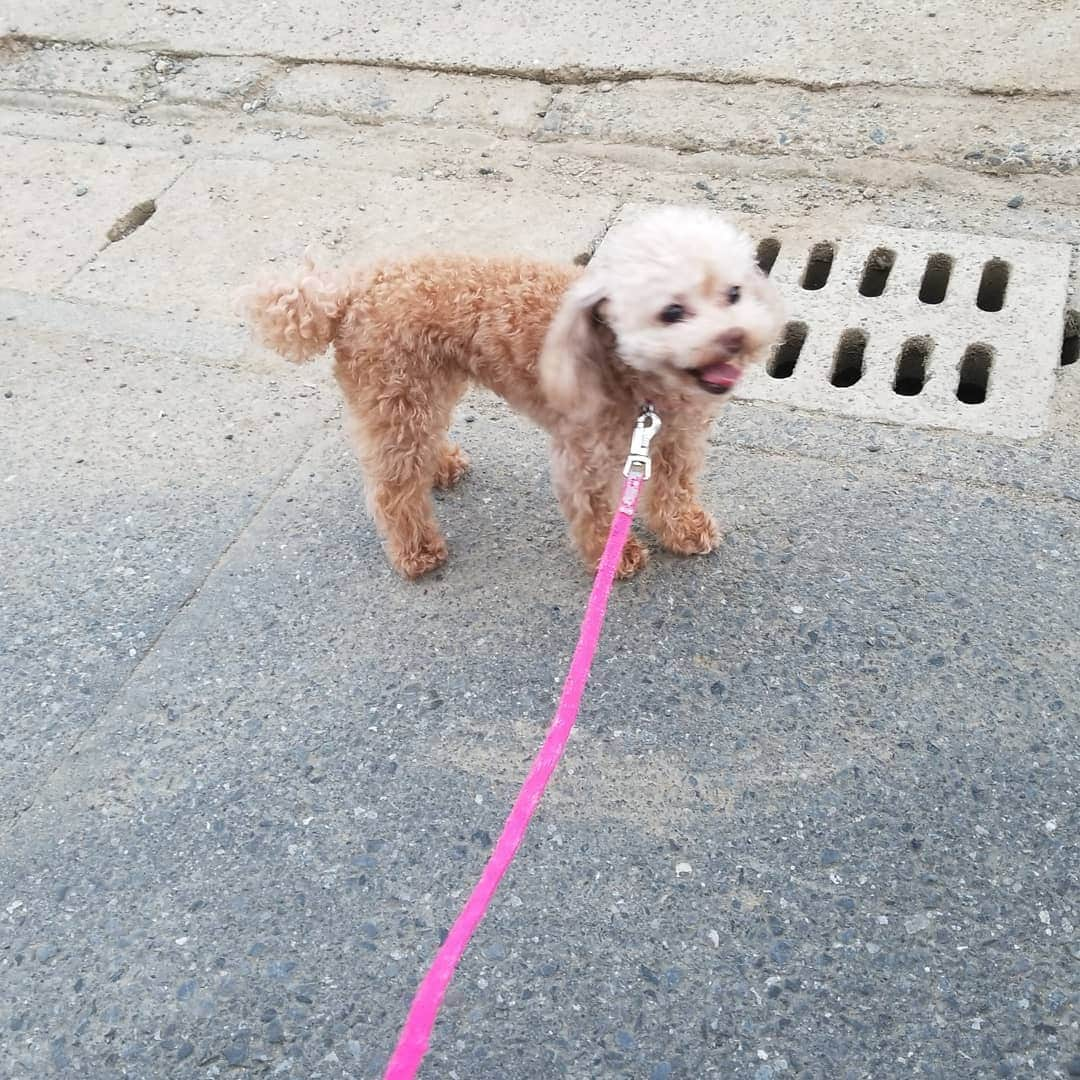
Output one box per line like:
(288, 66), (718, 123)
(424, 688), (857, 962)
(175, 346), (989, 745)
(541, 206), (784, 411)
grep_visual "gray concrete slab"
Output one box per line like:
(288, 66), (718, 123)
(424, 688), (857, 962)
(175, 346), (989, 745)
(62, 157), (616, 322)
(542, 80), (1080, 178)
(2, 92), (1078, 279)
(0, 135), (183, 292)
(6, 42), (1080, 182)
(2, 391), (1077, 1078)
(268, 63), (551, 136)
(13, 0), (1080, 94)
(0, 39), (149, 100)
(157, 56), (280, 108)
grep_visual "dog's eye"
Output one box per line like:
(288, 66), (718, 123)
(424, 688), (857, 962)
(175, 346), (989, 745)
(659, 303), (687, 324)
(727, 285), (742, 304)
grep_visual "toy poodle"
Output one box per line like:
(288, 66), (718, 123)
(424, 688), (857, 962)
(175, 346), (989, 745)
(240, 205), (784, 579)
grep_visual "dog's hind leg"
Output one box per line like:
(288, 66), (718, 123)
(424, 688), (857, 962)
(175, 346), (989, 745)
(431, 379), (471, 489)
(336, 358), (466, 579)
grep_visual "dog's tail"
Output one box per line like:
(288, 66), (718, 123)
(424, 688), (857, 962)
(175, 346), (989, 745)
(238, 253), (352, 363)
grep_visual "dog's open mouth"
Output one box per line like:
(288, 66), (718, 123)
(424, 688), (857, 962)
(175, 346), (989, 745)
(689, 360), (743, 395)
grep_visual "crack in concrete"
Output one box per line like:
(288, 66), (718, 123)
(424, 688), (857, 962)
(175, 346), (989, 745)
(5, 36), (1080, 184)
(60, 158), (195, 289)
(6, 32), (1080, 102)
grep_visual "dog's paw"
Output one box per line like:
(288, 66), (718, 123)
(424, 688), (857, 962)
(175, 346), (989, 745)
(394, 535), (449, 579)
(433, 443), (470, 489)
(615, 535), (650, 579)
(660, 507), (722, 555)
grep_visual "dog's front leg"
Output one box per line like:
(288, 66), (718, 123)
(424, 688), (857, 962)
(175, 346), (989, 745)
(641, 419), (721, 556)
(551, 438), (648, 578)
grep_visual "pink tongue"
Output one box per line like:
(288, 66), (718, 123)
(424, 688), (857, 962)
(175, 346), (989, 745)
(698, 361), (742, 388)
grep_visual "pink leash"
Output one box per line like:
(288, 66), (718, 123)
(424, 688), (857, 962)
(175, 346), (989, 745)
(384, 406), (662, 1079)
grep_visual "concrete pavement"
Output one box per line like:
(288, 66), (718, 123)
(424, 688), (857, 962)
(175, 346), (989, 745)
(12, 1), (1080, 93)
(1, 7), (1078, 1079)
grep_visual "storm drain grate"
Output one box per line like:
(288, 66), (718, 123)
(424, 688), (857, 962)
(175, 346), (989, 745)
(739, 227), (1071, 438)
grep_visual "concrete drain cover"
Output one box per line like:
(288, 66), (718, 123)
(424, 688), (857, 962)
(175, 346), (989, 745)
(739, 226), (1070, 438)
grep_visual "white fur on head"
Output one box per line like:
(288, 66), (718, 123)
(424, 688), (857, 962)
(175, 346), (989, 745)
(539, 205), (785, 410)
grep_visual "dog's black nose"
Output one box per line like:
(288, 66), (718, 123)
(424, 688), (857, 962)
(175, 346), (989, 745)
(716, 328), (746, 355)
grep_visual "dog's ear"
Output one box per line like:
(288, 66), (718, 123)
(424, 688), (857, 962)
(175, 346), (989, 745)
(539, 275), (610, 416)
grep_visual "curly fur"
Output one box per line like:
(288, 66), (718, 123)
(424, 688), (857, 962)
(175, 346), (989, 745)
(240, 206), (784, 580)
(239, 254), (354, 363)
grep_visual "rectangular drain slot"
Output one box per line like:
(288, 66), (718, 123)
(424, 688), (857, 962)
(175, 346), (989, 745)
(769, 321), (806, 379)
(756, 237), (781, 276)
(957, 344), (993, 405)
(858, 249), (895, 298)
(918, 253), (953, 305)
(830, 329), (866, 388)
(1063, 311), (1079, 367)
(976, 258), (1010, 312)
(748, 226), (1070, 438)
(800, 242), (834, 291)
(894, 337), (931, 396)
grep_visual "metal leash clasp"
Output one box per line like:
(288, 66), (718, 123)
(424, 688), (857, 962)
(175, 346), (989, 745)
(623, 404), (661, 480)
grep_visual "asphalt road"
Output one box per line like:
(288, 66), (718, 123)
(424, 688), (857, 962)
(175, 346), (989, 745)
(3, 312), (1078, 1076)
